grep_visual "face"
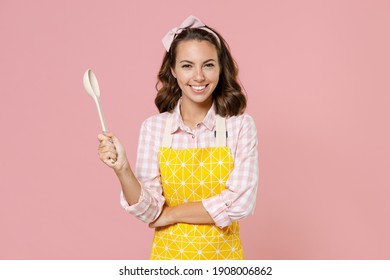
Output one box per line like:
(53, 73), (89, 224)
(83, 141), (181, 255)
(171, 40), (220, 109)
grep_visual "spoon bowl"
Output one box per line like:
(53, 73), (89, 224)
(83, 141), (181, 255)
(83, 69), (100, 100)
(83, 69), (107, 132)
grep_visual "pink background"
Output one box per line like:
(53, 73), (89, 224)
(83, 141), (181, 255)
(1, 0), (389, 259)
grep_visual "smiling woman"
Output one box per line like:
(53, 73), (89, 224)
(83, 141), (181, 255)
(97, 15), (259, 260)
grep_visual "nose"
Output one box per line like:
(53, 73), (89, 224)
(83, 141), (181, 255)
(193, 66), (205, 82)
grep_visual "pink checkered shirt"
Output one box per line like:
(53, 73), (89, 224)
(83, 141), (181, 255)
(120, 101), (259, 228)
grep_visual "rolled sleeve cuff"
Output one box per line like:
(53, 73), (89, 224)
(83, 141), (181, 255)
(202, 195), (232, 228)
(120, 189), (161, 223)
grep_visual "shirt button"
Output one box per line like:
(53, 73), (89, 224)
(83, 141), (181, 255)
(192, 135), (195, 139)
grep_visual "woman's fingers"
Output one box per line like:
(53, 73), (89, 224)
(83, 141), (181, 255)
(97, 132), (130, 170)
(97, 133), (118, 164)
(97, 133), (108, 142)
(98, 140), (115, 150)
(99, 150), (117, 161)
(103, 158), (116, 167)
(98, 132), (115, 142)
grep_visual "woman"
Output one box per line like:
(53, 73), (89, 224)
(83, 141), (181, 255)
(98, 16), (258, 260)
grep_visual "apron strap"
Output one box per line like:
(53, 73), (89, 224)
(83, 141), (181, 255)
(162, 113), (174, 147)
(215, 114), (227, 147)
(161, 113), (227, 147)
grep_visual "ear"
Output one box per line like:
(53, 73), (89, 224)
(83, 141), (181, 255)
(171, 67), (176, 79)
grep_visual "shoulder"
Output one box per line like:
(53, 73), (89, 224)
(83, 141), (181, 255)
(137, 112), (172, 146)
(226, 113), (257, 130)
(225, 113), (258, 149)
(141, 111), (171, 131)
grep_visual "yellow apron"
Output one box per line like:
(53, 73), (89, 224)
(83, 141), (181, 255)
(150, 114), (244, 260)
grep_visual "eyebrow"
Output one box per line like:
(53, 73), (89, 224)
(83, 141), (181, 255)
(179, 59), (217, 64)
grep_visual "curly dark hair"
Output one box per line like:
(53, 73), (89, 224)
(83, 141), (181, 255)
(155, 26), (246, 117)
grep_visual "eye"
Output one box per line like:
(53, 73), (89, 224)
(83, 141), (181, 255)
(204, 63), (215, 68)
(181, 64), (192, 69)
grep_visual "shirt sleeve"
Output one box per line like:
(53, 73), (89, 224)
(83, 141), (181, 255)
(120, 117), (165, 223)
(202, 114), (259, 228)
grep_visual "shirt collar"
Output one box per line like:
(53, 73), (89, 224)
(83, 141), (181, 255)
(170, 98), (217, 133)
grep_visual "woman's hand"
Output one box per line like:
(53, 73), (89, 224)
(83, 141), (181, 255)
(97, 132), (129, 171)
(149, 206), (175, 228)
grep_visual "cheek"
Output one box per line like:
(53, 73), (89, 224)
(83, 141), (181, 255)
(210, 72), (220, 83)
(176, 71), (192, 83)
(176, 75), (189, 89)
(211, 66), (221, 82)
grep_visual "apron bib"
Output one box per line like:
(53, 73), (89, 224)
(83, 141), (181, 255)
(150, 114), (244, 260)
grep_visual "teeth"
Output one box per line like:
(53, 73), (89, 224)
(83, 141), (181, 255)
(191, 85), (206, 90)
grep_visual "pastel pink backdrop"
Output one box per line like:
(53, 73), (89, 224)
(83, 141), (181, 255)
(1, 0), (389, 259)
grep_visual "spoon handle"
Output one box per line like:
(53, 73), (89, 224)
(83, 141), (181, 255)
(94, 98), (107, 132)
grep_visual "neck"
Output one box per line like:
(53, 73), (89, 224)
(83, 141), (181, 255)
(180, 99), (212, 129)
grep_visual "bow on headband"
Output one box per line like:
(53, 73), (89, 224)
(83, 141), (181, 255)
(162, 15), (220, 52)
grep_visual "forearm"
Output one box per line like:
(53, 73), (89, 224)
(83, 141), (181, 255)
(115, 162), (141, 206)
(170, 201), (214, 224)
(149, 201), (214, 228)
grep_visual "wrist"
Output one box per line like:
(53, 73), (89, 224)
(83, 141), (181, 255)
(166, 206), (178, 225)
(114, 160), (131, 175)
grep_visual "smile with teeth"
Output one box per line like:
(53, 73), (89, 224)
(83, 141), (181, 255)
(190, 85), (208, 91)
